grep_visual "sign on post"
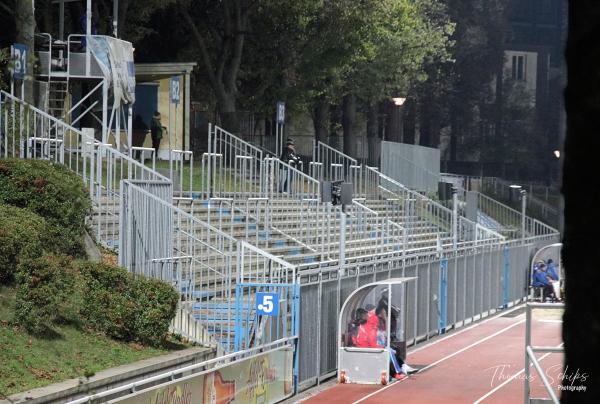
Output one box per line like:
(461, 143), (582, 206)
(11, 43), (27, 80)
(170, 76), (181, 104)
(256, 292), (279, 316)
(276, 101), (285, 124)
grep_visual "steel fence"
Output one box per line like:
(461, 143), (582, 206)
(313, 140), (358, 182)
(262, 157), (320, 200)
(207, 124), (263, 198)
(0, 89), (170, 250)
(296, 240), (540, 390)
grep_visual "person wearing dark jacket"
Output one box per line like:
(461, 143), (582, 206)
(150, 111), (165, 154)
(279, 138), (300, 193)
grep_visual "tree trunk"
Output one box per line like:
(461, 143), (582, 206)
(450, 106), (458, 162)
(405, 99), (416, 146)
(15, 0), (35, 103)
(118, 0), (130, 38)
(342, 94), (356, 158)
(562, 2), (600, 402)
(312, 98), (329, 144)
(217, 93), (239, 134)
(366, 102), (379, 166)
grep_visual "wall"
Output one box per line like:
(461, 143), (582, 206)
(380, 141), (440, 192)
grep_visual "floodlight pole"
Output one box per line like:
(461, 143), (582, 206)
(521, 190), (527, 239)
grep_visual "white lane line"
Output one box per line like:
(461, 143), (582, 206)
(473, 343), (564, 404)
(352, 319), (526, 404)
(409, 305), (526, 355)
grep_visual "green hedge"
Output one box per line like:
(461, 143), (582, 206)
(14, 255), (79, 334)
(78, 262), (179, 345)
(0, 159), (91, 256)
(13, 257), (179, 344)
(0, 205), (46, 285)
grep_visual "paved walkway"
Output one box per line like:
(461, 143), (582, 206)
(297, 306), (563, 404)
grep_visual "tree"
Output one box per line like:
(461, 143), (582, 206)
(14, 0), (35, 102)
(178, 0), (255, 133)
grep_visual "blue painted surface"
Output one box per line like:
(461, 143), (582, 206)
(304, 256), (316, 264)
(234, 216), (244, 222)
(274, 240), (286, 248)
(439, 259), (448, 334)
(288, 248), (302, 256)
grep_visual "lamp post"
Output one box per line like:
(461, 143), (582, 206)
(510, 184), (526, 239)
(391, 97), (406, 143)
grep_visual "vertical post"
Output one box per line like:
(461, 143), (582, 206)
(59, 0), (65, 40)
(521, 190), (527, 239)
(452, 187), (458, 248)
(439, 259), (448, 334)
(127, 105), (132, 154)
(113, 0), (119, 37)
(86, 0), (92, 75)
(339, 207), (346, 276)
(102, 80), (108, 144)
(524, 304), (531, 403)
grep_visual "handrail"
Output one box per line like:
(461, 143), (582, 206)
(67, 338), (296, 404)
(316, 140), (358, 165)
(524, 303), (564, 404)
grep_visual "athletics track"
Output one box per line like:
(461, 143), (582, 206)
(294, 305), (564, 404)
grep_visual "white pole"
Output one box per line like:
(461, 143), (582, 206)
(127, 105), (132, 154)
(339, 206), (346, 276)
(102, 80), (108, 144)
(452, 188), (458, 249)
(86, 0), (92, 75)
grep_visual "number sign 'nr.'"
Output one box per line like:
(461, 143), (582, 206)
(170, 76), (181, 104)
(277, 101), (285, 124)
(11, 44), (27, 80)
(256, 292), (279, 316)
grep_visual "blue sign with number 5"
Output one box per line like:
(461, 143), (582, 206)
(256, 292), (279, 316)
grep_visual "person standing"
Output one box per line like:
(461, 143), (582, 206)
(279, 138), (300, 193)
(150, 111), (165, 155)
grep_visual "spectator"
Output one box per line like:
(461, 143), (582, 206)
(150, 111), (165, 154)
(351, 308), (376, 348)
(279, 138), (300, 193)
(373, 298), (416, 379)
(546, 259), (562, 300)
(532, 263), (555, 301)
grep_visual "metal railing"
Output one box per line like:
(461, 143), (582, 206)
(207, 124), (263, 198)
(524, 302), (564, 404)
(313, 140), (358, 182)
(262, 157), (320, 200)
(120, 181), (235, 348)
(1, 90), (170, 250)
(170, 149), (193, 198)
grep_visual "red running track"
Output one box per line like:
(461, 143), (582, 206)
(300, 307), (563, 404)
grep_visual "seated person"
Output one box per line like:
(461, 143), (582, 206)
(347, 308), (369, 347)
(532, 263), (555, 301)
(546, 259), (562, 300)
(373, 299), (416, 379)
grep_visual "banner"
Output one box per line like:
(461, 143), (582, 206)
(86, 35), (136, 105)
(115, 346), (294, 404)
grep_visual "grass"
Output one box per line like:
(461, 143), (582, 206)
(0, 286), (186, 398)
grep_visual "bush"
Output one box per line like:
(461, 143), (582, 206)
(0, 204), (46, 285)
(0, 159), (91, 256)
(78, 262), (179, 345)
(14, 255), (79, 334)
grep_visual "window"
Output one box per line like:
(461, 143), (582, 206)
(512, 55), (526, 81)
